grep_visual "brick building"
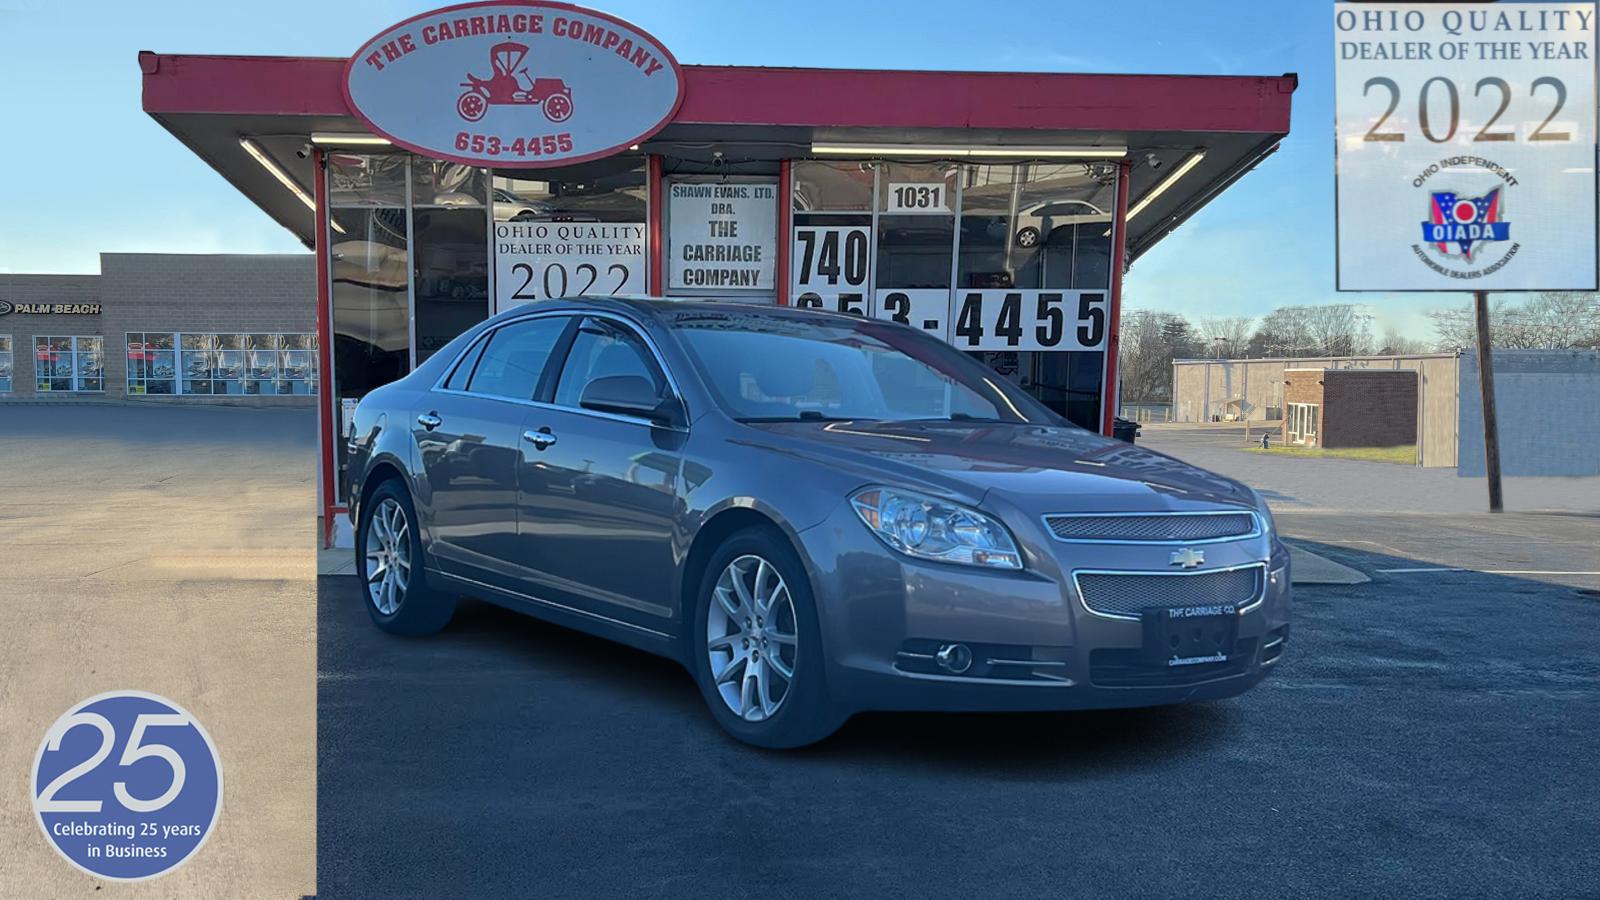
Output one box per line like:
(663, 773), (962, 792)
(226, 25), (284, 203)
(1281, 367), (1417, 449)
(0, 253), (315, 405)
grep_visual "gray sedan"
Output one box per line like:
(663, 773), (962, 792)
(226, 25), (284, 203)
(346, 298), (1290, 747)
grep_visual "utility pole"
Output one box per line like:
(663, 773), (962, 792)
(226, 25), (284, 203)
(1473, 290), (1503, 513)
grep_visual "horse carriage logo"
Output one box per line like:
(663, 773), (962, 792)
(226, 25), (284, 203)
(456, 41), (574, 123)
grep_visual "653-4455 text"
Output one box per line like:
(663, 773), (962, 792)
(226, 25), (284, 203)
(454, 131), (574, 158)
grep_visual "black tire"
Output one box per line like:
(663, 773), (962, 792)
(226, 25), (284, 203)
(1015, 226), (1041, 248)
(689, 528), (844, 749)
(356, 479), (456, 636)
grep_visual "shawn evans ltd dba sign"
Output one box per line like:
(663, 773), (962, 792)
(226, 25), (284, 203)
(343, 1), (685, 167)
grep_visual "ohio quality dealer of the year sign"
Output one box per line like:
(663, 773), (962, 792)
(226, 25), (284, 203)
(343, 1), (685, 167)
(1334, 2), (1598, 291)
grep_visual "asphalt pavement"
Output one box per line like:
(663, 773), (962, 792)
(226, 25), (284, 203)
(317, 507), (1600, 898)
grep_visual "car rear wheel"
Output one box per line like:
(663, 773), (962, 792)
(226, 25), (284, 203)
(358, 480), (456, 636)
(691, 529), (843, 748)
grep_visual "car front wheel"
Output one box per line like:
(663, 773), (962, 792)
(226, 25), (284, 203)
(691, 528), (843, 748)
(357, 479), (456, 636)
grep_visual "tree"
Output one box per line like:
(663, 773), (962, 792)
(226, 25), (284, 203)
(1427, 292), (1600, 350)
(1248, 303), (1374, 357)
(1376, 327), (1431, 356)
(1196, 316), (1255, 358)
(1118, 309), (1200, 402)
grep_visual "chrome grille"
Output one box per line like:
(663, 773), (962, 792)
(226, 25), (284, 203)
(1074, 565), (1263, 619)
(1044, 512), (1256, 543)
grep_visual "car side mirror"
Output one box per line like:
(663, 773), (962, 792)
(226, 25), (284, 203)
(580, 375), (684, 428)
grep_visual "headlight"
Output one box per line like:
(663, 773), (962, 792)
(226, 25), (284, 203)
(1252, 491), (1277, 535)
(849, 487), (1022, 570)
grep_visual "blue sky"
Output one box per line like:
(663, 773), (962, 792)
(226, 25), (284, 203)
(0, 0), (1448, 338)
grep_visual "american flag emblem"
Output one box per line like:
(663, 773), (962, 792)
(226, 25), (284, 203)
(1419, 188), (1510, 260)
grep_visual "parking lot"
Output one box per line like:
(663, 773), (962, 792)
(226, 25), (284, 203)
(0, 404), (317, 898)
(318, 430), (1600, 898)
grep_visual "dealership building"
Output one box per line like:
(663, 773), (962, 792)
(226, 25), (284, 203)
(136, 2), (1296, 544)
(0, 253), (315, 403)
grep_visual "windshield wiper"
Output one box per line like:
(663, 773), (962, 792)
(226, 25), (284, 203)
(900, 414), (1011, 424)
(735, 412), (867, 423)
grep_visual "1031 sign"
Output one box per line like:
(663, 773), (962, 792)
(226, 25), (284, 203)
(885, 182), (950, 214)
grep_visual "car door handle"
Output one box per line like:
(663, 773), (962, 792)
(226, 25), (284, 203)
(417, 412), (442, 431)
(523, 428), (557, 450)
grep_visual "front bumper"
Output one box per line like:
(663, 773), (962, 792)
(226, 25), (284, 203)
(795, 503), (1291, 713)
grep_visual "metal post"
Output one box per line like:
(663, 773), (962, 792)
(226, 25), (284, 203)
(1473, 290), (1503, 513)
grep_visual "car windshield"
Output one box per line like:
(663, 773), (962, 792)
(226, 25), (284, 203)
(668, 310), (1057, 424)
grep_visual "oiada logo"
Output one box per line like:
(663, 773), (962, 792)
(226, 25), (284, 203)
(343, 1), (684, 168)
(1416, 184), (1515, 277)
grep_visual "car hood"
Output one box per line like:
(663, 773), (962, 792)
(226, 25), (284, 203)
(742, 420), (1258, 514)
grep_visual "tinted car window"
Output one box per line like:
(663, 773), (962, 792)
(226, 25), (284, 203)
(553, 319), (665, 409)
(669, 310), (1054, 424)
(443, 338), (487, 391)
(464, 316), (568, 400)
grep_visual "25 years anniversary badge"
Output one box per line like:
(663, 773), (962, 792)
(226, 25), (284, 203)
(32, 691), (223, 881)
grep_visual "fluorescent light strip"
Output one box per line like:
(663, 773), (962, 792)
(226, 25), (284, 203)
(239, 137), (343, 234)
(240, 136), (315, 211)
(811, 143), (1125, 159)
(1126, 151), (1206, 221)
(310, 132), (393, 146)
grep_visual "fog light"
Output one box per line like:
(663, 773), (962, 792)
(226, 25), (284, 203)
(935, 643), (973, 674)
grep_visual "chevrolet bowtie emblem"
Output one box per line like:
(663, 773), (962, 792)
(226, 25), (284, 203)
(1170, 548), (1205, 569)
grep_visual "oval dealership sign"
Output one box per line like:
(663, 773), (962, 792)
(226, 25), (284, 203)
(343, 1), (684, 168)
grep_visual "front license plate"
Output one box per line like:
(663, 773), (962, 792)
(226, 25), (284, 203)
(1142, 605), (1237, 666)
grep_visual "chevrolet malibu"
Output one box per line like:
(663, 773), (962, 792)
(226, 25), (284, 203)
(346, 298), (1290, 747)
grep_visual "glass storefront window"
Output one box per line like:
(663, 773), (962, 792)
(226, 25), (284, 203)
(181, 333), (214, 394)
(958, 163), (1114, 290)
(490, 158), (649, 308)
(792, 161), (874, 213)
(279, 334), (318, 395)
(328, 153), (408, 207)
(213, 333), (246, 395)
(877, 163), (958, 291)
(0, 335), (12, 392)
(329, 205), (410, 395)
(126, 332), (177, 395)
(414, 207), (490, 364)
(956, 162), (1116, 429)
(792, 162), (874, 314)
(491, 157), (646, 223)
(35, 335), (101, 392)
(328, 152), (414, 501)
(144, 333), (318, 396)
(413, 160), (486, 208)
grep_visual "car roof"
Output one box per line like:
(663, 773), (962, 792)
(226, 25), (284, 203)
(491, 296), (869, 329)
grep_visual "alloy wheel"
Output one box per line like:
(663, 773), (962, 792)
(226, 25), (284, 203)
(364, 497), (411, 616)
(706, 554), (799, 722)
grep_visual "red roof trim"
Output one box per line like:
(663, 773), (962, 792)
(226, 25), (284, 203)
(140, 52), (1294, 134)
